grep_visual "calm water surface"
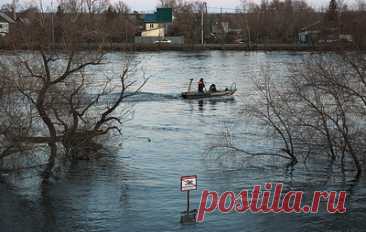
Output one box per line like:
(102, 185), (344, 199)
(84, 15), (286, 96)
(1, 51), (365, 232)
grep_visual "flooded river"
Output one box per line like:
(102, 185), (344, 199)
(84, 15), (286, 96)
(1, 51), (365, 232)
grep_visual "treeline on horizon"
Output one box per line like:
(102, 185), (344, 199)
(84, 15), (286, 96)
(0, 0), (365, 48)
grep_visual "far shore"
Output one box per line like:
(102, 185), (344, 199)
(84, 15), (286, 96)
(0, 42), (361, 52)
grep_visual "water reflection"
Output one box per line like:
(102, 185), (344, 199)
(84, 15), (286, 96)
(184, 97), (236, 112)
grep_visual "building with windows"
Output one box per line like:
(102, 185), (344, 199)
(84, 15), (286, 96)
(141, 8), (172, 37)
(0, 12), (15, 36)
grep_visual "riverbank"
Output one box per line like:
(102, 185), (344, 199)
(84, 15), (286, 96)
(126, 43), (359, 52)
(0, 41), (361, 52)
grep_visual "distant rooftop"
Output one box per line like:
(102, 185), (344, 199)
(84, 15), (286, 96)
(144, 8), (172, 23)
(0, 12), (16, 23)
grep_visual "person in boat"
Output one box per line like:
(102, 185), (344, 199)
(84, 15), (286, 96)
(198, 78), (205, 93)
(209, 84), (217, 92)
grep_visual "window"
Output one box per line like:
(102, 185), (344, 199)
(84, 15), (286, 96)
(150, 24), (154, 29)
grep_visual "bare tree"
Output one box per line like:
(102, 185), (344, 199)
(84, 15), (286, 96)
(287, 54), (365, 177)
(208, 67), (298, 165)
(242, 53), (365, 177)
(0, 0), (147, 186)
(210, 52), (365, 179)
(243, 68), (298, 163)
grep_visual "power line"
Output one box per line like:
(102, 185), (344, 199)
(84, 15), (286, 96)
(207, 6), (241, 11)
(206, 6), (242, 13)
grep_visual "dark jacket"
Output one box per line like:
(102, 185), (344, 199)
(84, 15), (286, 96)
(198, 80), (205, 92)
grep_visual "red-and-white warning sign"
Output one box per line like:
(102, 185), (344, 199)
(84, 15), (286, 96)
(181, 175), (197, 192)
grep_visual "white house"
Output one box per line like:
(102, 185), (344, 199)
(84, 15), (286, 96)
(142, 23), (165, 37)
(0, 12), (15, 36)
(141, 8), (172, 38)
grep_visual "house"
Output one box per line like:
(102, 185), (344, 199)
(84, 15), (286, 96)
(141, 8), (172, 37)
(135, 7), (184, 44)
(212, 22), (229, 34)
(210, 20), (242, 43)
(299, 1), (355, 46)
(0, 12), (16, 36)
(298, 19), (353, 46)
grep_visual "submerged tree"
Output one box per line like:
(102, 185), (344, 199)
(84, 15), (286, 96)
(281, 53), (363, 176)
(212, 52), (365, 179)
(0, 0), (147, 186)
(286, 53), (366, 177)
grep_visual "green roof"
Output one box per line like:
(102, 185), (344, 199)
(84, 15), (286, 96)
(144, 8), (172, 23)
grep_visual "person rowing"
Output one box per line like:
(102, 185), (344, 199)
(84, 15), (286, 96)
(198, 78), (205, 93)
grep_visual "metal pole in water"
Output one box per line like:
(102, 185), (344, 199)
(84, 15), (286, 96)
(180, 175), (197, 224)
(187, 190), (190, 216)
(187, 78), (193, 92)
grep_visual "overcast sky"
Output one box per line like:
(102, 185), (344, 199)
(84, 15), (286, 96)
(0, 0), (349, 12)
(122, 0), (328, 11)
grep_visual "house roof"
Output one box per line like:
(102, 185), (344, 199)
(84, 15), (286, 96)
(144, 8), (172, 23)
(301, 20), (321, 31)
(144, 13), (157, 23)
(0, 12), (16, 23)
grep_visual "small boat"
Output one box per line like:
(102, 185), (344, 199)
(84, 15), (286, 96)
(181, 79), (237, 100)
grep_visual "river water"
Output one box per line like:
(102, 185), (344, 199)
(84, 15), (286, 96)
(1, 51), (366, 232)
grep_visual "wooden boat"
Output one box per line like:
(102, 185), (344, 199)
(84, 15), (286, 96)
(181, 79), (237, 99)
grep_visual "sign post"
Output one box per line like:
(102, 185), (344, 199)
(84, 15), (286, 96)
(180, 175), (197, 224)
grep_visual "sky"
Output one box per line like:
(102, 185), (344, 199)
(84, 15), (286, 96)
(0, 0), (348, 12)
(122, 0), (331, 12)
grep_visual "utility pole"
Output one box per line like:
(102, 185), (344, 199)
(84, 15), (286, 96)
(125, 14), (128, 42)
(246, 21), (251, 48)
(242, 2), (251, 48)
(245, 10), (251, 48)
(12, 0), (16, 20)
(201, 1), (206, 45)
(220, 7), (224, 46)
(51, 0), (55, 48)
